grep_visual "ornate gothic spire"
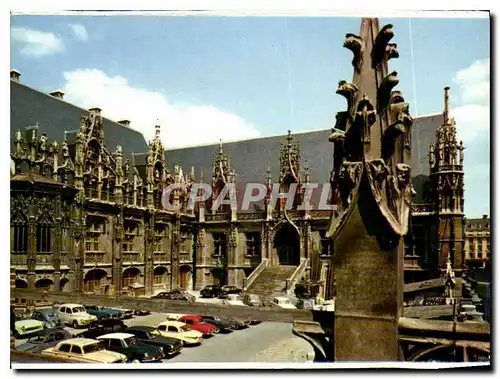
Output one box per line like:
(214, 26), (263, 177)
(212, 139), (232, 186)
(279, 130), (301, 185)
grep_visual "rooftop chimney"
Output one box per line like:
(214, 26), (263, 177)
(89, 107), (102, 115)
(118, 120), (131, 127)
(444, 86), (450, 124)
(10, 69), (20, 82)
(49, 90), (65, 100)
(482, 214), (488, 219)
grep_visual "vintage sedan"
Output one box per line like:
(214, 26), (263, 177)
(200, 285), (222, 298)
(271, 296), (297, 310)
(76, 319), (127, 339)
(31, 308), (62, 329)
(178, 315), (217, 336)
(16, 328), (72, 354)
(97, 333), (164, 363)
(219, 285), (243, 297)
(85, 305), (122, 320)
(200, 315), (236, 333)
(124, 326), (183, 358)
(151, 289), (195, 302)
(57, 304), (97, 328)
(134, 309), (151, 316)
(41, 338), (128, 363)
(110, 308), (134, 319)
(13, 319), (45, 339)
(152, 321), (203, 346)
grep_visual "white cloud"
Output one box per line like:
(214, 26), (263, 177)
(62, 69), (261, 148)
(69, 24), (88, 42)
(450, 58), (490, 142)
(11, 27), (63, 57)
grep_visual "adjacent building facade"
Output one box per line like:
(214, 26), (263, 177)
(464, 215), (491, 267)
(10, 71), (468, 297)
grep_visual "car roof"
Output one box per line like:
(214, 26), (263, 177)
(126, 325), (154, 331)
(60, 338), (100, 347)
(97, 333), (135, 339)
(59, 304), (84, 308)
(158, 320), (185, 327)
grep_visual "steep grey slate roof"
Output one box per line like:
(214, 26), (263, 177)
(10, 80), (149, 164)
(166, 114), (442, 205)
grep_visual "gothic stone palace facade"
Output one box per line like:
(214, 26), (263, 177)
(10, 72), (465, 297)
(10, 108), (335, 296)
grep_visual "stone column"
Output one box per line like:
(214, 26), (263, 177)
(170, 216), (181, 288)
(113, 210), (124, 293)
(144, 213), (155, 296)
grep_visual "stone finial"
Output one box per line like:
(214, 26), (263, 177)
(155, 119), (161, 139)
(444, 86), (451, 124)
(89, 107), (102, 115)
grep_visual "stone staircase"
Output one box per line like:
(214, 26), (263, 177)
(246, 265), (297, 300)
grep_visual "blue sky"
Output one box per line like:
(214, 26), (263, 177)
(10, 14), (490, 217)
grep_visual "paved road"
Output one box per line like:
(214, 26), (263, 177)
(14, 313), (313, 363)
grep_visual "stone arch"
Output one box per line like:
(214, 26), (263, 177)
(179, 265), (193, 290)
(153, 266), (168, 287)
(84, 268), (107, 293)
(210, 268), (226, 287)
(122, 267), (141, 288)
(272, 222), (301, 266)
(59, 278), (70, 293)
(15, 279), (28, 289)
(35, 278), (54, 291)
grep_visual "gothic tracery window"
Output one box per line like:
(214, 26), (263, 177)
(85, 220), (104, 252)
(213, 233), (227, 258)
(13, 224), (28, 253)
(36, 225), (52, 252)
(123, 222), (138, 252)
(245, 233), (261, 257)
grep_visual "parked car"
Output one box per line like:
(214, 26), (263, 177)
(152, 321), (203, 346)
(219, 285), (242, 297)
(57, 304), (97, 328)
(110, 308), (134, 319)
(178, 315), (217, 336)
(13, 319), (45, 339)
(124, 326), (183, 358)
(220, 294), (247, 306)
(200, 315), (236, 333)
(85, 305), (122, 320)
(200, 285), (222, 298)
(41, 338), (127, 363)
(243, 294), (263, 307)
(272, 296), (297, 309)
(31, 308), (62, 328)
(164, 313), (186, 321)
(16, 328), (72, 354)
(134, 309), (151, 316)
(76, 318), (127, 339)
(296, 298), (315, 310)
(152, 290), (195, 302)
(97, 333), (165, 363)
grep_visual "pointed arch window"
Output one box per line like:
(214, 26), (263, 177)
(13, 224), (28, 253)
(36, 225), (52, 252)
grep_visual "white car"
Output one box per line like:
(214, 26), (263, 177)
(272, 297), (297, 310)
(57, 304), (97, 328)
(164, 313), (186, 321)
(152, 320), (203, 345)
(41, 338), (127, 363)
(221, 294), (248, 307)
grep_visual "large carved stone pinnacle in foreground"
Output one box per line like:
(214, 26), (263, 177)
(327, 18), (414, 361)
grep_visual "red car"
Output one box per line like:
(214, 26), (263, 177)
(179, 315), (217, 336)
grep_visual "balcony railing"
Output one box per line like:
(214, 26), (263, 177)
(179, 253), (191, 262)
(11, 254), (27, 265)
(85, 252), (106, 264)
(123, 252), (141, 262)
(153, 253), (168, 262)
(36, 254), (53, 265)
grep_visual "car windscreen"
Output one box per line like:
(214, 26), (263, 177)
(124, 337), (137, 346)
(83, 342), (106, 354)
(72, 306), (86, 313)
(180, 326), (191, 332)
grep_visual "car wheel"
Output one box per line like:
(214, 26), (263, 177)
(131, 359), (141, 363)
(72, 320), (79, 329)
(214, 327), (220, 334)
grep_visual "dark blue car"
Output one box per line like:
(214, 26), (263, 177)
(31, 308), (62, 328)
(16, 328), (72, 354)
